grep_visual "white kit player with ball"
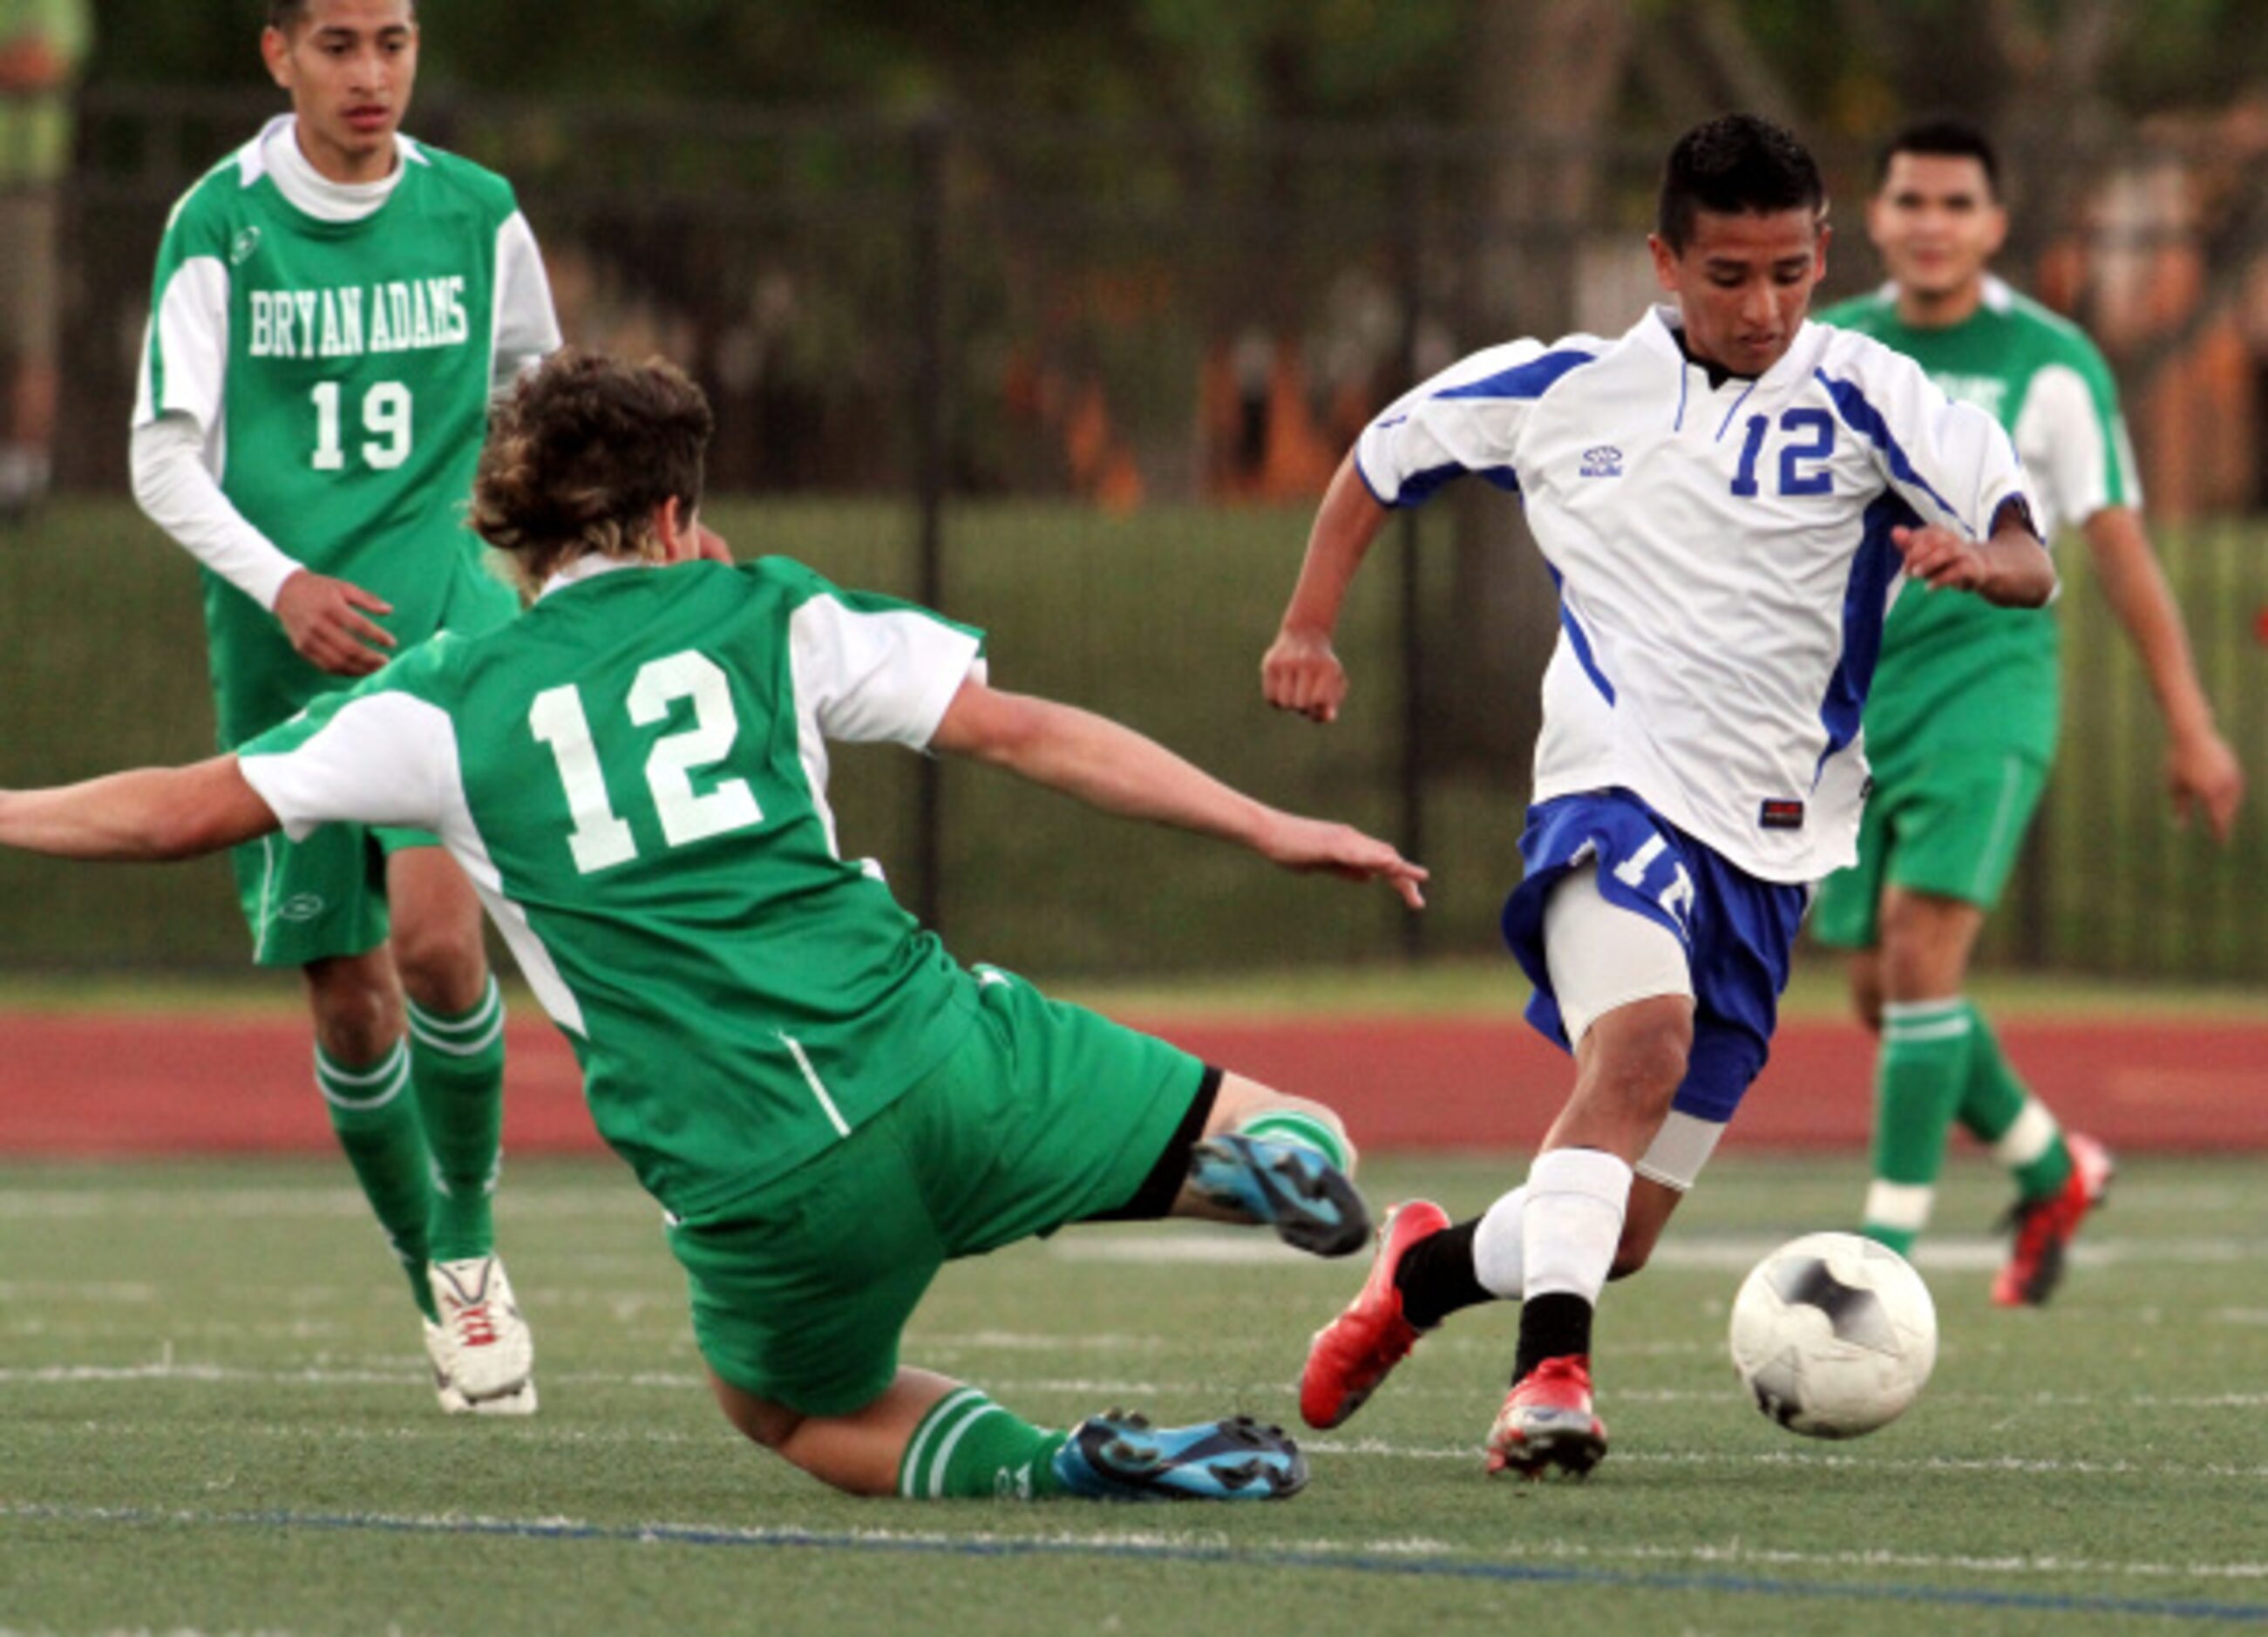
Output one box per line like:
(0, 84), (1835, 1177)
(1264, 114), (2056, 1478)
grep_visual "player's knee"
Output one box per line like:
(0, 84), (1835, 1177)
(1593, 1004), (1693, 1113)
(1846, 961), (1884, 1033)
(303, 961), (401, 1061)
(390, 926), (488, 1013)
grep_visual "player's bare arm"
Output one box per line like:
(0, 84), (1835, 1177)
(1891, 506), (2055, 608)
(273, 568), (397, 676)
(1262, 451), (1393, 723)
(0, 756), (278, 862)
(2081, 506), (2245, 840)
(930, 677), (1426, 907)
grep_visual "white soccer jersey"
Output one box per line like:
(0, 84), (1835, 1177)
(1356, 306), (2035, 883)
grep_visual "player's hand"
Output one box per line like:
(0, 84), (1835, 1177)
(1263, 624), (1348, 723)
(1256, 812), (1427, 909)
(2168, 727), (2245, 843)
(274, 570), (397, 677)
(695, 524), (735, 566)
(1891, 524), (1990, 593)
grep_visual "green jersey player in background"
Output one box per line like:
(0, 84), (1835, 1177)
(1811, 118), (2244, 1305)
(0, 350), (1430, 1502)
(130, 0), (560, 1410)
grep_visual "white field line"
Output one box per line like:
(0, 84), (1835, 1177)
(3, 1498), (2265, 1587)
(1308, 1436), (2268, 1481)
(1049, 1233), (2268, 1272)
(0, 1187), (655, 1222)
(10, 1357), (2268, 1427)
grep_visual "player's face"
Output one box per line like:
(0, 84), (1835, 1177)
(1649, 208), (1828, 377)
(261, 0), (419, 186)
(1867, 153), (2007, 302)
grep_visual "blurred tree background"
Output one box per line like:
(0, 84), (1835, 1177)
(83, 0), (2268, 132)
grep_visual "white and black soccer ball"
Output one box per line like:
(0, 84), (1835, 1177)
(1728, 1231), (1939, 1439)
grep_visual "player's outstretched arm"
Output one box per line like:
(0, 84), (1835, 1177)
(0, 757), (280, 862)
(1262, 452), (1393, 724)
(2081, 506), (2245, 840)
(930, 679), (1427, 908)
(1891, 506), (2056, 608)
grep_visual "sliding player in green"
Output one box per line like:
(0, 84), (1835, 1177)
(1812, 119), (2244, 1303)
(4, 350), (1428, 1501)
(130, 0), (559, 1404)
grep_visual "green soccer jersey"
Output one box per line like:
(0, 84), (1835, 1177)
(136, 116), (560, 647)
(1820, 277), (2139, 764)
(238, 556), (990, 1223)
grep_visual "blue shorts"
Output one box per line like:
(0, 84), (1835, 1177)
(1500, 789), (1809, 1124)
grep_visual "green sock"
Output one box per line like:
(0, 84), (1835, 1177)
(1238, 1111), (1349, 1172)
(896, 1388), (1069, 1500)
(408, 977), (506, 1263)
(318, 1041), (439, 1322)
(1953, 1002), (2071, 1203)
(1861, 998), (1973, 1255)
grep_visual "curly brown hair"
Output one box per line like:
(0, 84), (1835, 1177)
(471, 350), (715, 594)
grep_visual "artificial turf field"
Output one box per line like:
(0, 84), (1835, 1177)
(4, 1151), (2265, 1634)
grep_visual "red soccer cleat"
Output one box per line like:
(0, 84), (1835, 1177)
(1484, 1355), (1607, 1480)
(1993, 1132), (2115, 1308)
(1298, 1199), (1451, 1430)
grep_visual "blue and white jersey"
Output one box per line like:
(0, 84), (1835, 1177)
(1355, 306), (2035, 884)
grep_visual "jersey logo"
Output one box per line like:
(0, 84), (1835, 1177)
(1758, 798), (1805, 831)
(275, 892), (327, 923)
(1579, 445), (1624, 479)
(230, 227), (261, 267)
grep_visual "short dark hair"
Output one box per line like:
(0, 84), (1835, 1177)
(472, 351), (716, 591)
(1875, 116), (2001, 198)
(268, 0), (418, 33)
(1656, 113), (1826, 252)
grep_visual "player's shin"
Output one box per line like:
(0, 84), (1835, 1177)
(317, 1040), (439, 1321)
(408, 975), (507, 1260)
(894, 1387), (1070, 1500)
(1863, 998), (1975, 1253)
(1951, 1002), (2072, 1201)
(1511, 1147), (1632, 1379)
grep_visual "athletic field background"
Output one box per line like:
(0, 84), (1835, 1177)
(3, 497), (2265, 982)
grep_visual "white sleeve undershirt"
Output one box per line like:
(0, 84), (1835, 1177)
(130, 413), (303, 612)
(492, 211), (562, 391)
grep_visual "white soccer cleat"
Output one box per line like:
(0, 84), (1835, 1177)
(427, 1255), (536, 1409)
(423, 1319), (540, 1416)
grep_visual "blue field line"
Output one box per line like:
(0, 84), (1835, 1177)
(8, 1501), (2268, 1623)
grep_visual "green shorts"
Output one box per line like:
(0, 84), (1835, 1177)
(209, 552), (519, 968)
(1811, 745), (2049, 949)
(667, 969), (1211, 1416)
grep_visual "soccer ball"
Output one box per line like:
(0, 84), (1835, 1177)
(1728, 1231), (1938, 1439)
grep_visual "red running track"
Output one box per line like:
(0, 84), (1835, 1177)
(2, 1009), (2262, 1156)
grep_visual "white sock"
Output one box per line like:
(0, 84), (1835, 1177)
(1519, 1148), (1633, 1305)
(1472, 1185), (1529, 1299)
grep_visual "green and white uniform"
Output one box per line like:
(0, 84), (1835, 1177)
(134, 114), (560, 965)
(1812, 275), (2141, 944)
(239, 558), (1205, 1413)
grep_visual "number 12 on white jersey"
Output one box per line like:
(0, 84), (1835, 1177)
(528, 650), (764, 874)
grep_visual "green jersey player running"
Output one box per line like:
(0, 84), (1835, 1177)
(130, 0), (560, 1409)
(3, 349), (1429, 1503)
(1811, 118), (2244, 1305)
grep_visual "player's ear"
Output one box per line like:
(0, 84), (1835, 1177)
(1647, 233), (1680, 295)
(261, 26), (295, 91)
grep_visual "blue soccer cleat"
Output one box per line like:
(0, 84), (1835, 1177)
(1051, 1409), (1308, 1501)
(1187, 1133), (1371, 1258)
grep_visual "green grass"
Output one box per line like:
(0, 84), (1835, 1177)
(3, 954), (2266, 1023)
(4, 1152), (2265, 1634)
